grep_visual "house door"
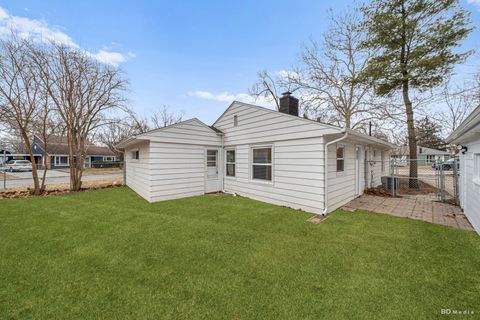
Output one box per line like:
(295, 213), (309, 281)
(355, 146), (361, 195)
(205, 149), (221, 193)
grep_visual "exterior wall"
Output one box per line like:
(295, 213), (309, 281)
(149, 142), (209, 202)
(459, 140), (480, 234)
(222, 137), (325, 214)
(213, 103), (340, 214)
(124, 119), (222, 203)
(125, 141), (151, 201)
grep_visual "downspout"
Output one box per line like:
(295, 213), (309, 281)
(220, 133), (225, 192)
(323, 130), (349, 215)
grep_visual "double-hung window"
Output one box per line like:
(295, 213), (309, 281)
(336, 146), (345, 172)
(252, 147), (272, 181)
(226, 149), (235, 177)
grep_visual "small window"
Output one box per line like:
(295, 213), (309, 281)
(336, 146), (344, 172)
(54, 156), (68, 166)
(207, 150), (217, 167)
(226, 149), (235, 177)
(233, 115), (238, 127)
(252, 147), (272, 181)
(103, 156), (115, 162)
(131, 150), (139, 160)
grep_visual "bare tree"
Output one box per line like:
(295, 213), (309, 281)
(249, 71), (298, 110)
(35, 44), (127, 191)
(442, 81), (476, 133)
(0, 37), (50, 195)
(150, 105), (184, 128)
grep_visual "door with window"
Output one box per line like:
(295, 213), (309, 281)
(205, 148), (221, 193)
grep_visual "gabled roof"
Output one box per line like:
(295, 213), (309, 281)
(34, 135), (114, 156)
(393, 145), (450, 156)
(446, 105), (480, 143)
(116, 118), (221, 149)
(212, 100), (343, 131)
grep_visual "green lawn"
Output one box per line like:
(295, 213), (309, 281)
(0, 188), (479, 319)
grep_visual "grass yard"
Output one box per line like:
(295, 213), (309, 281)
(0, 188), (479, 319)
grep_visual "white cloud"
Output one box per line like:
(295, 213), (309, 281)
(188, 90), (277, 107)
(0, 6), (133, 66)
(467, 0), (480, 10)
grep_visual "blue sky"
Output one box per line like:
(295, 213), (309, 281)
(1, 0), (479, 125)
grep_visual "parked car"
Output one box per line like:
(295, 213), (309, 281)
(6, 160), (33, 172)
(431, 158), (459, 171)
(393, 160), (408, 167)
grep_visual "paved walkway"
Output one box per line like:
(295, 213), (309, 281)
(344, 195), (474, 231)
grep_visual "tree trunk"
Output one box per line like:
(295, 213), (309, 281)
(21, 132), (41, 195)
(402, 80), (418, 189)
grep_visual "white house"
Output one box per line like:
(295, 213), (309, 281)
(117, 93), (393, 214)
(447, 105), (480, 234)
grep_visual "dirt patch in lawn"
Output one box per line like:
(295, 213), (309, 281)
(0, 178), (123, 199)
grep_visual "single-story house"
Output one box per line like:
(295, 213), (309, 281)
(392, 145), (450, 165)
(446, 105), (480, 234)
(31, 135), (116, 169)
(117, 92), (394, 214)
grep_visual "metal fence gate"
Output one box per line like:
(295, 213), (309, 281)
(385, 157), (459, 203)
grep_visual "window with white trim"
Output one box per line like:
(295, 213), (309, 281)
(103, 156), (115, 162)
(131, 150), (139, 160)
(336, 146), (344, 172)
(226, 149), (235, 177)
(252, 147), (272, 181)
(53, 156), (68, 166)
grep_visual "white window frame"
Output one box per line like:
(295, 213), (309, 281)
(250, 145), (273, 184)
(336, 145), (345, 172)
(225, 148), (236, 178)
(131, 149), (139, 161)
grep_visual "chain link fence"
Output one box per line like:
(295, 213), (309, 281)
(380, 158), (459, 203)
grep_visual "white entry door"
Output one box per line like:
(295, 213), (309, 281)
(355, 146), (361, 195)
(205, 148), (221, 193)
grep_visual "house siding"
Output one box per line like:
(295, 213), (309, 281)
(222, 138), (325, 214)
(214, 104), (334, 214)
(149, 142), (208, 202)
(459, 140), (480, 234)
(125, 141), (151, 201)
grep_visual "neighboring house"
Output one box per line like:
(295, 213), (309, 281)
(117, 92), (394, 215)
(446, 105), (480, 235)
(392, 145), (450, 165)
(31, 135), (116, 169)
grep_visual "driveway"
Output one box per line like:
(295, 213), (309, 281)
(2, 170), (123, 189)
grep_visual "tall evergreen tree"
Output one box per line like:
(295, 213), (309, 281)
(361, 0), (472, 187)
(415, 117), (445, 149)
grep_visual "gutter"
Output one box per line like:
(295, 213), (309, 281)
(322, 130), (349, 215)
(220, 133), (225, 192)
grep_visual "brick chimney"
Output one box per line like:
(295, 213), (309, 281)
(279, 91), (299, 116)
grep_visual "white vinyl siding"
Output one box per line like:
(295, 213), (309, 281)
(141, 119), (221, 146)
(459, 140), (480, 233)
(214, 102), (339, 146)
(125, 141), (151, 201)
(149, 142), (207, 202)
(223, 138), (325, 214)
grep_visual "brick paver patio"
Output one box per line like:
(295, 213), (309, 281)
(343, 195), (474, 231)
